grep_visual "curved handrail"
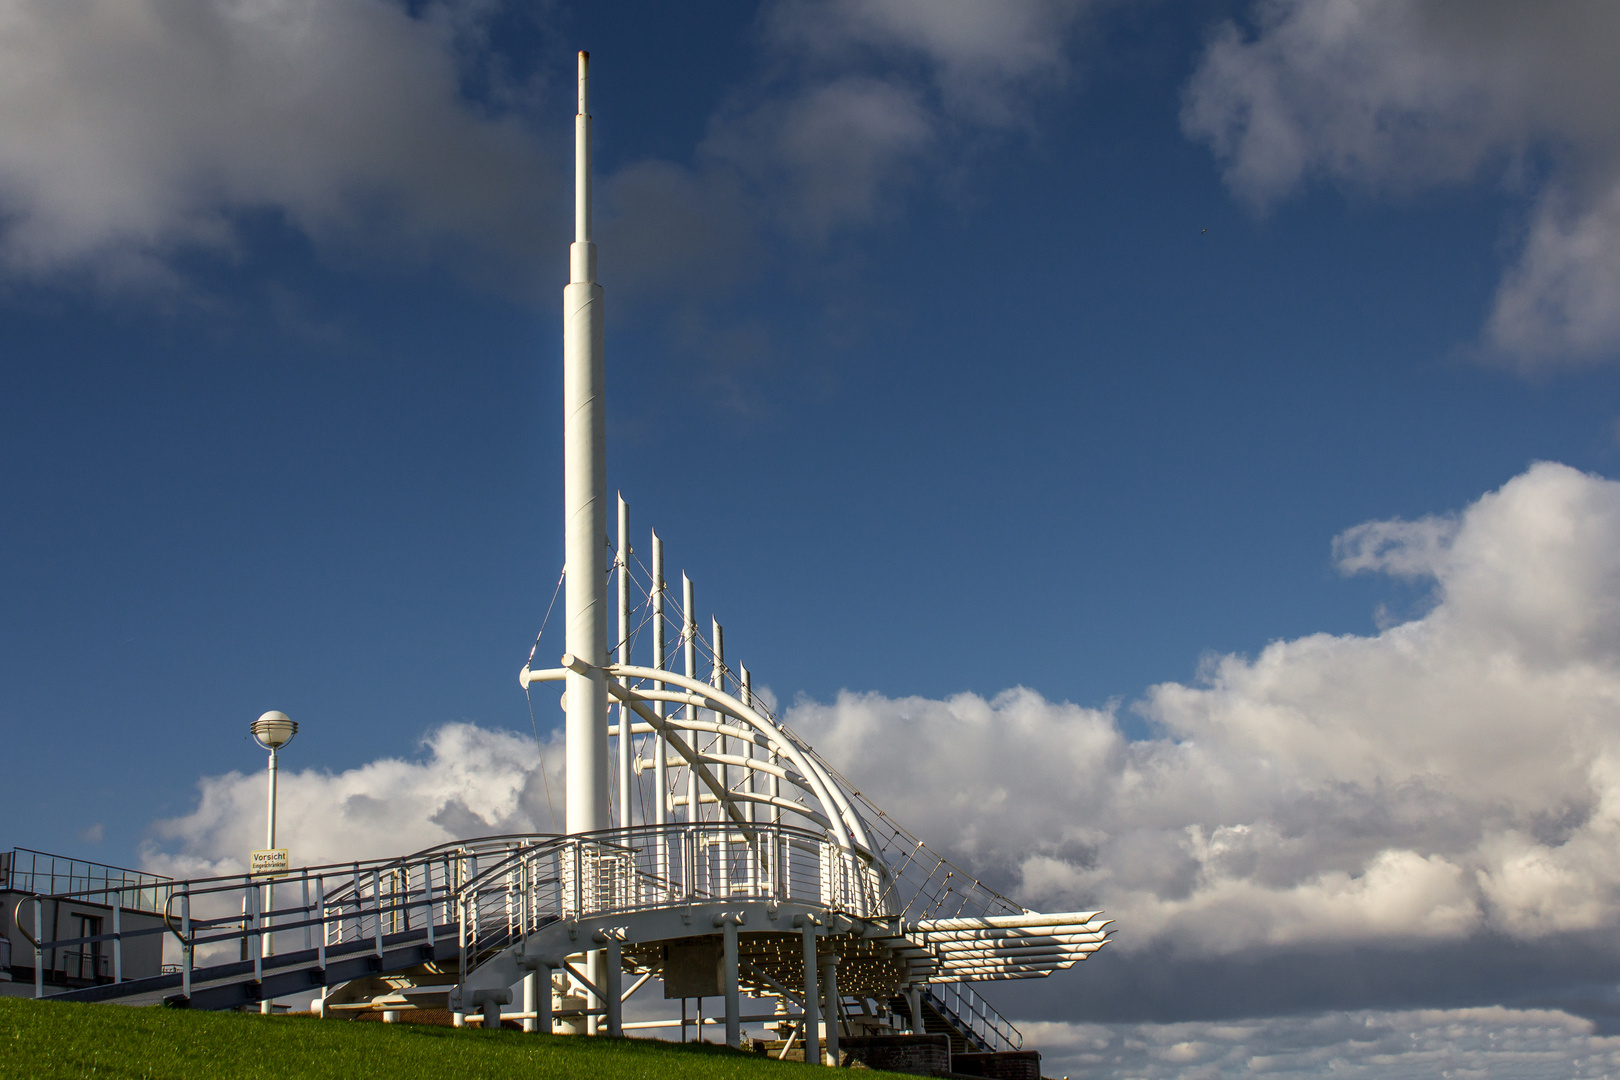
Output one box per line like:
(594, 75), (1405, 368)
(590, 659), (880, 859)
(12, 894), (37, 949)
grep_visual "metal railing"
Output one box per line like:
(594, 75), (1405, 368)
(926, 980), (1023, 1053)
(16, 824), (886, 1002)
(2, 849), (171, 914)
(454, 822), (885, 964)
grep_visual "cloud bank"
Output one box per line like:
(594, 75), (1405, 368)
(1025, 1006), (1620, 1080)
(0, 0), (557, 288)
(600, 0), (1107, 299)
(1183, 0), (1620, 368)
(0, 0), (1106, 296)
(145, 722), (562, 879)
(791, 461), (1620, 960)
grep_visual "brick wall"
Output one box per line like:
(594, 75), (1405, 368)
(951, 1050), (1044, 1080)
(839, 1033), (953, 1075)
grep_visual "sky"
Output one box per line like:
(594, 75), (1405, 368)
(7, 0), (1620, 1074)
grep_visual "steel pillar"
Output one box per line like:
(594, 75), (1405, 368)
(523, 970), (540, 1033)
(721, 914), (741, 1048)
(800, 923), (820, 1065)
(605, 938), (623, 1037)
(820, 955), (840, 1067)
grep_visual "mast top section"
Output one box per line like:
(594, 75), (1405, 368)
(571, 50), (594, 279)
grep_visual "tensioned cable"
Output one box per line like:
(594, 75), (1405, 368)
(523, 566), (566, 833)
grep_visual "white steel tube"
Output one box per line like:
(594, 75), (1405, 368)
(652, 531), (667, 831)
(266, 748), (278, 851)
(617, 494), (631, 831)
(821, 955), (840, 1066)
(263, 746), (277, 1014)
(602, 665), (860, 853)
(721, 916), (741, 1048)
(682, 574), (697, 823)
(914, 911), (1103, 932)
(652, 531), (668, 887)
(180, 894), (191, 1000)
(801, 926), (820, 1065)
(712, 618), (726, 813)
(33, 899), (42, 999)
(563, 49), (609, 838)
(917, 922), (1112, 942)
(740, 667), (755, 827)
(606, 938), (623, 1036)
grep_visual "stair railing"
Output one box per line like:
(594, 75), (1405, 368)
(925, 980), (1022, 1053)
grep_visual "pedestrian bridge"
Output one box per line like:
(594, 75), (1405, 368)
(16, 822), (1108, 1058)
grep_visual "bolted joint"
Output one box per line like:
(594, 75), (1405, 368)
(519, 953), (562, 971)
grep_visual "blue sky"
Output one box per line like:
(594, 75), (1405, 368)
(8, 1), (1620, 1075)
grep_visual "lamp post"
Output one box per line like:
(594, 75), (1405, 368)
(250, 710), (297, 1015)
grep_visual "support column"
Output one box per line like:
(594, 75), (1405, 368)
(523, 970), (541, 1033)
(538, 968), (554, 1034)
(483, 998), (501, 1030)
(719, 913), (742, 1049)
(800, 923), (820, 1065)
(586, 954), (602, 1035)
(820, 955), (840, 1067)
(605, 938), (623, 1037)
(908, 985), (925, 1036)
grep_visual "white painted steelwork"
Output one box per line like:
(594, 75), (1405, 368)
(563, 50), (608, 839)
(249, 710), (296, 1015)
(18, 52), (1115, 1063)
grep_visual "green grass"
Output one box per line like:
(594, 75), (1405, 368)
(0, 998), (905, 1079)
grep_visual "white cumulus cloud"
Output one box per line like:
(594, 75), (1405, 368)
(145, 721), (563, 879)
(1182, 0), (1620, 368)
(788, 461), (1620, 956)
(0, 0), (556, 287)
(1023, 1006), (1620, 1080)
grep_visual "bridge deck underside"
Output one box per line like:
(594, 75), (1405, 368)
(46, 926), (462, 1011)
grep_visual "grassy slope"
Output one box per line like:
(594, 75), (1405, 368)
(0, 998), (906, 1079)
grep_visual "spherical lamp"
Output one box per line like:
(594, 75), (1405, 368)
(251, 710), (298, 750)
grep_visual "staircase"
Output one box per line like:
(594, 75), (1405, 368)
(890, 982), (1021, 1055)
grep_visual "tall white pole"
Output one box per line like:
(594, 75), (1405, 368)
(262, 746), (277, 1015)
(740, 667), (754, 827)
(712, 618), (726, 820)
(617, 494), (631, 831)
(652, 531), (667, 831)
(682, 574), (697, 823)
(563, 50), (608, 839)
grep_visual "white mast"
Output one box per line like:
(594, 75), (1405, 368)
(563, 50), (608, 836)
